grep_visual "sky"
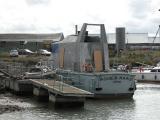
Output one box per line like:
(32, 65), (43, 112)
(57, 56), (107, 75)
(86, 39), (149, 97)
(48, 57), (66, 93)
(0, 0), (160, 36)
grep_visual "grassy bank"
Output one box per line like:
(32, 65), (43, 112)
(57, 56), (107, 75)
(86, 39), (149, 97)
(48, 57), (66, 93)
(0, 53), (48, 66)
(110, 50), (160, 66)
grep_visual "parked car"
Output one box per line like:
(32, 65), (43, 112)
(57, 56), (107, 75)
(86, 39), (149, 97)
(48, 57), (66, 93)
(37, 49), (51, 56)
(10, 50), (18, 57)
(18, 49), (34, 55)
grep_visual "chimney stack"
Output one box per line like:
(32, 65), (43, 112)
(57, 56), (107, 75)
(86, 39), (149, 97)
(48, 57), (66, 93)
(75, 25), (78, 35)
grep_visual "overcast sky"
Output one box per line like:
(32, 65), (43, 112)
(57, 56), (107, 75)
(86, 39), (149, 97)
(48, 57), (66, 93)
(0, 0), (160, 36)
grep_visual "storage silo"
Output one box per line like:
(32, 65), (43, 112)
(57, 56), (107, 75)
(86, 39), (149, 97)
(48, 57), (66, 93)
(116, 27), (126, 52)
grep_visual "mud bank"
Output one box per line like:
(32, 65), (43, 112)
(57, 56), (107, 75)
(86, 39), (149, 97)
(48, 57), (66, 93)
(0, 105), (23, 114)
(0, 92), (24, 114)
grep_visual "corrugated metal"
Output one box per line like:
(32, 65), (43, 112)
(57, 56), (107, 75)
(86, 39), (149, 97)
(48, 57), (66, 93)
(0, 33), (63, 42)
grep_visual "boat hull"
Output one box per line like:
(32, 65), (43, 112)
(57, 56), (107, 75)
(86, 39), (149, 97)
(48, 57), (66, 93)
(24, 71), (55, 79)
(56, 70), (136, 98)
(93, 93), (134, 99)
(133, 72), (160, 83)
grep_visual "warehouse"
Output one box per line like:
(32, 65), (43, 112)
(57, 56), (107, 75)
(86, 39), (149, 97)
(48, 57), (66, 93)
(0, 33), (64, 52)
(0, 31), (160, 53)
(107, 32), (160, 50)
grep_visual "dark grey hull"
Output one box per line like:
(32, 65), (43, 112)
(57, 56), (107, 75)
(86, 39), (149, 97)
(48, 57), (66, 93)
(93, 93), (134, 99)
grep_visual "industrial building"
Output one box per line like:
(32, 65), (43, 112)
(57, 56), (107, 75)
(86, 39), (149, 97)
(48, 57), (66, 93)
(107, 32), (160, 50)
(0, 33), (64, 52)
(0, 30), (160, 53)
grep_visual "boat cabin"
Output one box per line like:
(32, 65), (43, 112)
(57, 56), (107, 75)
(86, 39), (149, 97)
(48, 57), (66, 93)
(51, 23), (110, 72)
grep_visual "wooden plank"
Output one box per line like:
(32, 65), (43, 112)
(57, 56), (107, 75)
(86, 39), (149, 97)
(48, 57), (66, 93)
(59, 48), (65, 69)
(94, 50), (103, 72)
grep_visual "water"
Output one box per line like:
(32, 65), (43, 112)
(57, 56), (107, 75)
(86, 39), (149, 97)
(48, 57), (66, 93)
(1, 83), (160, 120)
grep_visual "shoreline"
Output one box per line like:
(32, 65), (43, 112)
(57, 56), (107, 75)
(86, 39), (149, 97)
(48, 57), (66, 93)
(0, 92), (24, 114)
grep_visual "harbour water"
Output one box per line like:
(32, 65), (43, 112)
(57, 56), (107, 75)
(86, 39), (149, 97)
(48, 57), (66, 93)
(1, 83), (160, 120)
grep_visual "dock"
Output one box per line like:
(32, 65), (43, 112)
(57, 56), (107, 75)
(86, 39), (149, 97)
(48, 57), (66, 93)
(0, 69), (93, 107)
(30, 79), (93, 107)
(30, 79), (92, 97)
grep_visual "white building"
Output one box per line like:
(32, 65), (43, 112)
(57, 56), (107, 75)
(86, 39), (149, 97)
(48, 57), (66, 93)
(107, 33), (160, 50)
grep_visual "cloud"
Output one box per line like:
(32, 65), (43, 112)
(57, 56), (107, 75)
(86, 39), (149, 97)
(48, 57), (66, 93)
(129, 0), (151, 19)
(125, 0), (160, 35)
(0, 0), (159, 36)
(25, 0), (51, 6)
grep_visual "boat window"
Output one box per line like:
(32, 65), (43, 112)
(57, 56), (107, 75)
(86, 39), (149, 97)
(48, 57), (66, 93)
(151, 69), (157, 72)
(115, 76), (117, 79)
(119, 76), (122, 79)
(158, 69), (160, 72)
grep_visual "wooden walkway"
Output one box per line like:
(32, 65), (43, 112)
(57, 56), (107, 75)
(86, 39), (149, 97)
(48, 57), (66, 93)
(30, 79), (93, 97)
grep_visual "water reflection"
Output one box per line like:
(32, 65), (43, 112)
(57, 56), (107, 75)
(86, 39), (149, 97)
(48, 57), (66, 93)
(46, 98), (136, 120)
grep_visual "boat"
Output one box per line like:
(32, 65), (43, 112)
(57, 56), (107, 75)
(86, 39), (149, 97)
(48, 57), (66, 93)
(132, 66), (160, 83)
(51, 23), (136, 98)
(24, 66), (55, 79)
